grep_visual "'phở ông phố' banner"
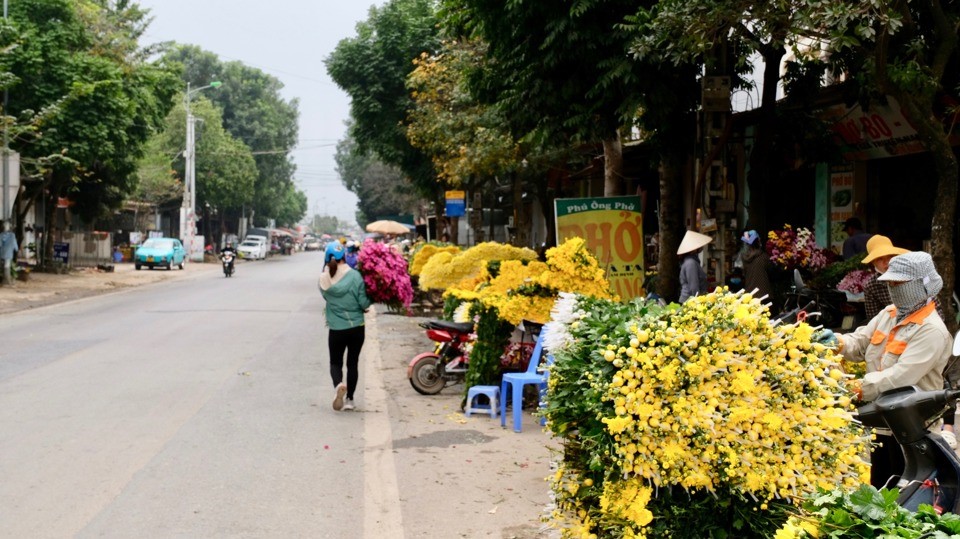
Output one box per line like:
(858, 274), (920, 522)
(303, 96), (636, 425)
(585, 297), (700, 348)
(554, 196), (644, 299)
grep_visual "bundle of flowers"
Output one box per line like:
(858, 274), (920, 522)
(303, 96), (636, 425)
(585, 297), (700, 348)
(447, 238), (616, 326)
(766, 225), (838, 272)
(408, 242), (461, 276)
(418, 241), (537, 291)
(836, 269), (873, 294)
(356, 240), (414, 313)
(543, 288), (870, 538)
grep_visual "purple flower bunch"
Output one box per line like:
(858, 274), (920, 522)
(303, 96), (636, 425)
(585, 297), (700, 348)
(836, 269), (873, 294)
(356, 240), (414, 312)
(765, 225), (837, 272)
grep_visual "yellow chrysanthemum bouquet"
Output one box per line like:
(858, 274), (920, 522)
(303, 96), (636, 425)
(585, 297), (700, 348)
(542, 288), (870, 538)
(434, 238), (616, 395)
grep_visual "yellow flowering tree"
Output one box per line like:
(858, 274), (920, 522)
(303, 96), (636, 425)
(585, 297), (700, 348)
(543, 289), (870, 538)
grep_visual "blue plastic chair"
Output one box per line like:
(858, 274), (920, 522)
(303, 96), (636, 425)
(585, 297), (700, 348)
(500, 329), (552, 432)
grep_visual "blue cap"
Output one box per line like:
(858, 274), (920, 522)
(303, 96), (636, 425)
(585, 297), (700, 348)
(325, 241), (345, 262)
(741, 230), (760, 246)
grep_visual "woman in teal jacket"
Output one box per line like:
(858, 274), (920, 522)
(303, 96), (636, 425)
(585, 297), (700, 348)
(318, 241), (371, 411)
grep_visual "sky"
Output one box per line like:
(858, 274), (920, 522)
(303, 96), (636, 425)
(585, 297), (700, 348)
(136, 0), (385, 228)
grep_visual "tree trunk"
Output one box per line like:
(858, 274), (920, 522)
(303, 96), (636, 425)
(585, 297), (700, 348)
(895, 96), (959, 333)
(657, 154), (684, 302)
(40, 170), (68, 272)
(603, 131), (624, 197)
(744, 43), (784, 231)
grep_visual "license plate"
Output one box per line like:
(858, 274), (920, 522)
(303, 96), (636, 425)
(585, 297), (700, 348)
(147, 256), (154, 262)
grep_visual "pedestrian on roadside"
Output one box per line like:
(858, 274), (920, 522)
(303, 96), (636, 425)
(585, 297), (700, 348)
(318, 241), (371, 411)
(816, 251), (952, 488)
(842, 217), (873, 260)
(677, 230), (712, 303)
(739, 230), (773, 302)
(1, 220), (18, 286)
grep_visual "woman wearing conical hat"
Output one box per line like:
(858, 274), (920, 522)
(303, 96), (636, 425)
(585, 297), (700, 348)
(677, 230), (712, 303)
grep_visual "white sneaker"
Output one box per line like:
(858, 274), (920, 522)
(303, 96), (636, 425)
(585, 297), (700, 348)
(343, 398), (355, 411)
(333, 382), (347, 411)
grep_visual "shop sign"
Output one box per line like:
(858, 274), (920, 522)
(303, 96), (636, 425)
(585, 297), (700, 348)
(555, 196), (645, 299)
(829, 166), (855, 251)
(821, 96), (926, 160)
(445, 190), (465, 217)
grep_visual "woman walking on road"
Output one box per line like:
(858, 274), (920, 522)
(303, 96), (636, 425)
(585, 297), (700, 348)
(318, 241), (371, 411)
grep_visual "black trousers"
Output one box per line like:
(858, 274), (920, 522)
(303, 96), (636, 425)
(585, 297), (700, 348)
(328, 325), (365, 400)
(871, 433), (906, 490)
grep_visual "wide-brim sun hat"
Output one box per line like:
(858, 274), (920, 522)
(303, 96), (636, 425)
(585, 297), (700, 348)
(861, 234), (908, 264)
(677, 230), (713, 255)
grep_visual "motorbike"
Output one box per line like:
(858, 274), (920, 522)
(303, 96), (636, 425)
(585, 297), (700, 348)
(782, 269), (864, 331)
(408, 319), (474, 395)
(855, 331), (960, 514)
(220, 251), (236, 277)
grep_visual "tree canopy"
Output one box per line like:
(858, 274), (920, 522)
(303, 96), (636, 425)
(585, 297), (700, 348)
(335, 134), (418, 226)
(0, 0), (180, 266)
(163, 44), (303, 226)
(325, 0), (441, 198)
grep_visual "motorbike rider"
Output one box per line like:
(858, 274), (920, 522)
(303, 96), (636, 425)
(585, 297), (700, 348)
(220, 242), (237, 272)
(344, 240), (359, 269)
(816, 251), (952, 488)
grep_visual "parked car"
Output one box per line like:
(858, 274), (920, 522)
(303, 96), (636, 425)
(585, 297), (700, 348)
(134, 238), (185, 270)
(304, 237), (322, 251)
(237, 238), (267, 260)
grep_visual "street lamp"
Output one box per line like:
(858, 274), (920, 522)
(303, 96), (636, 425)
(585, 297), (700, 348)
(180, 81), (221, 262)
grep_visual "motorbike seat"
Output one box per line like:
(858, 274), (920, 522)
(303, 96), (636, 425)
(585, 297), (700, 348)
(426, 320), (474, 334)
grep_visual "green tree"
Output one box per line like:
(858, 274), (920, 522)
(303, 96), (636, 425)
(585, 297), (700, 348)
(450, 0), (700, 298)
(0, 0), (179, 268)
(147, 95), (257, 214)
(335, 135), (418, 227)
(635, 0), (805, 232)
(325, 0), (441, 200)
(163, 45), (302, 226)
(447, 0), (658, 197)
(795, 1), (960, 330)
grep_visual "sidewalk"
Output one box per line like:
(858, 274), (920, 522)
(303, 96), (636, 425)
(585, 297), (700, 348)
(368, 307), (556, 538)
(0, 261), (220, 315)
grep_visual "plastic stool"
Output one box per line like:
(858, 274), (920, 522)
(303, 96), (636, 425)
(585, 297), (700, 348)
(465, 385), (500, 418)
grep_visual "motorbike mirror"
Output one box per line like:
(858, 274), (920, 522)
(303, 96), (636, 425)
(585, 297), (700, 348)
(793, 269), (805, 290)
(953, 330), (960, 357)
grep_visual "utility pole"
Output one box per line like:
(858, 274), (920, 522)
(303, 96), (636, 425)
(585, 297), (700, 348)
(180, 81), (220, 262)
(2, 0), (9, 225)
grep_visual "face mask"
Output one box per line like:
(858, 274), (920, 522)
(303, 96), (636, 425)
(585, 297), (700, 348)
(888, 279), (929, 321)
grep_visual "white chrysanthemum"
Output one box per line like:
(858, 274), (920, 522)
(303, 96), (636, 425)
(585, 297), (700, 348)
(453, 301), (473, 323)
(543, 293), (579, 353)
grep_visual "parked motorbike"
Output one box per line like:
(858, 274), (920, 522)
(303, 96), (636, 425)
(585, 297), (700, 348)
(408, 320), (474, 395)
(782, 269), (864, 330)
(855, 331), (960, 514)
(220, 251), (236, 278)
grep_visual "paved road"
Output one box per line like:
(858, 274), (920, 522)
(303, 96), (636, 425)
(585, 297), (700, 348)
(0, 253), (553, 539)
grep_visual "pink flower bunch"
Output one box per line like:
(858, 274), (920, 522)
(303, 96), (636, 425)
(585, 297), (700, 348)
(356, 240), (414, 312)
(765, 225), (837, 272)
(837, 269), (873, 294)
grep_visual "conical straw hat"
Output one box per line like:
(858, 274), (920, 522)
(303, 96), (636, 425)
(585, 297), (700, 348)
(677, 230), (713, 255)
